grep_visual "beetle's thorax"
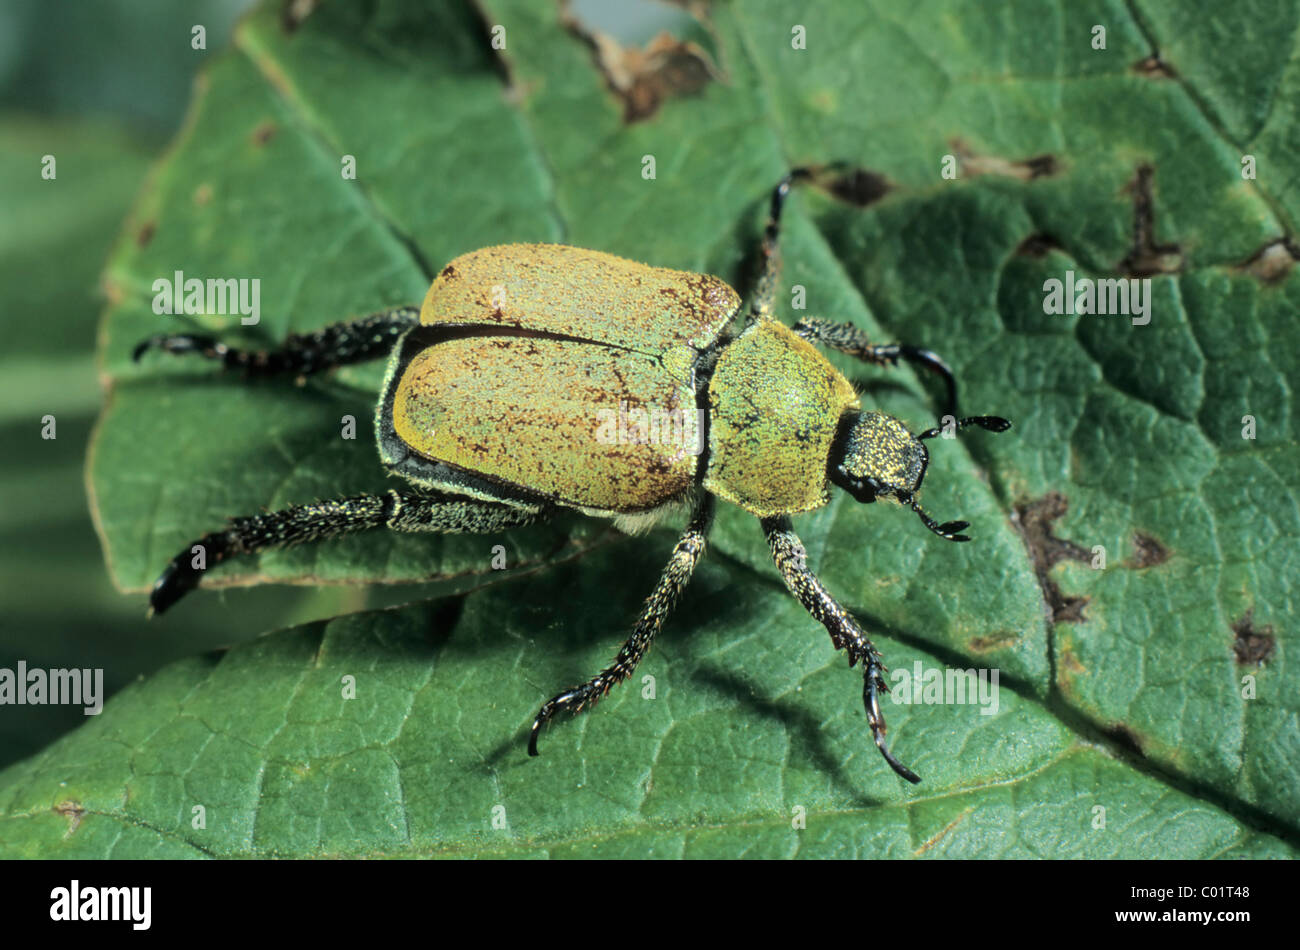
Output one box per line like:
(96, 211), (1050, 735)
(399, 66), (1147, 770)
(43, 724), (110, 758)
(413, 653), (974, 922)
(703, 320), (859, 517)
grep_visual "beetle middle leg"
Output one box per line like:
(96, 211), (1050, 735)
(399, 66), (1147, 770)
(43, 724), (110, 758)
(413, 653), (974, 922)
(133, 305), (420, 379)
(528, 495), (715, 756)
(762, 514), (921, 784)
(148, 488), (542, 614)
(793, 317), (960, 421)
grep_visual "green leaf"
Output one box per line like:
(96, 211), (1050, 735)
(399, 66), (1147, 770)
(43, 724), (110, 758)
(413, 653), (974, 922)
(4, 0), (1295, 857)
(0, 563), (1291, 858)
(0, 113), (391, 769)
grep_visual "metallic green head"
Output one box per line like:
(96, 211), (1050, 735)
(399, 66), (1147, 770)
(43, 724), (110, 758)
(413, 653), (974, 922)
(831, 410), (927, 501)
(829, 409), (1011, 542)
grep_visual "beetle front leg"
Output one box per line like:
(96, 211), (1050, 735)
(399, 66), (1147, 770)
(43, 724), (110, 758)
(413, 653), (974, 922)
(148, 489), (542, 614)
(748, 168), (807, 324)
(748, 163), (859, 324)
(792, 317), (959, 422)
(528, 496), (715, 756)
(762, 514), (921, 784)
(132, 305), (420, 379)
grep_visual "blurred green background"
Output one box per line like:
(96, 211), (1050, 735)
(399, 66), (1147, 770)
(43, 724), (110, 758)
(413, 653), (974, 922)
(0, 0), (687, 769)
(0, 0), (304, 768)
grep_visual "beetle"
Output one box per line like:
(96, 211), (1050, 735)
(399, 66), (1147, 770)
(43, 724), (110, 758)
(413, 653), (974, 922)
(133, 166), (1010, 783)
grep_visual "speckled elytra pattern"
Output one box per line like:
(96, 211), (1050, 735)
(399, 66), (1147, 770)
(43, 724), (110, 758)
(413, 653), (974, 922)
(421, 243), (739, 354)
(393, 334), (699, 511)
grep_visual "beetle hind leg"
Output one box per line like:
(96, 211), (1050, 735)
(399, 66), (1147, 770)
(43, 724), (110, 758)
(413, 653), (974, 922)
(147, 489), (543, 615)
(132, 305), (420, 379)
(528, 496), (714, 756)
(762, 515), (921, 784)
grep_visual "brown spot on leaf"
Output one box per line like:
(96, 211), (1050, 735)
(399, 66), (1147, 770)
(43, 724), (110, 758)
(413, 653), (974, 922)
(912, 808), (973, 857)
(1133, 55), (1177, 79)
(1232, 609), (1276, 666)
(951, 139), (1060, 181)
(1016, 233), (1062, 257)
(193, 183), (213, 206)
(563, 12), (721, 123)
(251, 120), (278, 147)
(1060, 645), (1087, 675)
(102, 276), (125, 306)
(823, 166), (891, 207)
(1119, 164), (1183, 276)
(1012, 491), (1091, 623)
(54, 800), (86, 836)
(1238, 238), (1299, 284)
(136, 221), (156, 247)
(282, 0), (319, 32)
(1127, 531), (1170, 569)
(440, 264), (458, 279)
(968, 631), (1020, 653)
(1021, 154), (1059, 178)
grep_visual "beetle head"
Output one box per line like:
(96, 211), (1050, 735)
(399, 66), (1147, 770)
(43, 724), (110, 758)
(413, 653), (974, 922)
(829, 409), (1010, 542)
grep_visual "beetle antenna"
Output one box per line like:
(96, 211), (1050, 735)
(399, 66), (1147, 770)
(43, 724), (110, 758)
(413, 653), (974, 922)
(917, 415), (1011, 441)
(907, 496), (971, 542)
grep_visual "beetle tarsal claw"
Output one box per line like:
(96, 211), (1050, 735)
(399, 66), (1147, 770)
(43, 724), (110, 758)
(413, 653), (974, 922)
(910, 499), (972, 542)
(863, 669), (922, 784)
(528, 686), (593, 756)
(918, 414), (1013, 441)
(527, 717), (546, 757)
(972, 415), (1012, 432)
(528, 701), (567, 756)
(132, 333), (225, 363)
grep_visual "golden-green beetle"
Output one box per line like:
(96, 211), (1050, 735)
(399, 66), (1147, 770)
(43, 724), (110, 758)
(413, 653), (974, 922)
(134, 167), (1010, 783)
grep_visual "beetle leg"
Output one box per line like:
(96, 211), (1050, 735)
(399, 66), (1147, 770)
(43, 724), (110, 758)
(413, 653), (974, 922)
(749, 168), (810, 324)
(528, 495), (715, 756)
(792, 317), (959, 421)
(146, 489), (542, 615)
(132, 305), (420, 379)
(748, 163), (856, 324)
(762, 515), (921, 784)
